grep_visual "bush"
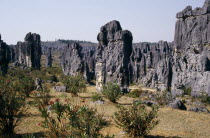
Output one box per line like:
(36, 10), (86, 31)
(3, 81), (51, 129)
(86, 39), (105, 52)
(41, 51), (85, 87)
(19, 76), (35, 97)
(49, 75), (59, 82)
(199, 93), (210, 105)
(33, 84), (50, 105)
(102, 83), (122, 103)
(0, 77), (26, 135)
(91, 92), (103, 102)
(182, 86), (192, 96)
(114, 103), (159, 137)
(128, 88), (143, 98)
(155, 90), (171, 106)
(63, 75), (86, 95)
(38, 100), (107, 137)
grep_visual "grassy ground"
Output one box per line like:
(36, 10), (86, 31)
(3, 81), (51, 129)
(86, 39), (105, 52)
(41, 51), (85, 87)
(14, 86), (210, 138)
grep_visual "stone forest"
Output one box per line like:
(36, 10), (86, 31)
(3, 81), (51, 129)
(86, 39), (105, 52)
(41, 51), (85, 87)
(1, 0), (210, 138)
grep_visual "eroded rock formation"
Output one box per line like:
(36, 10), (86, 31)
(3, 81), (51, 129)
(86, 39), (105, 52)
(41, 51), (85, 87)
(45, 48), (52, 67)
(61, 43), (84, 76)
(61, 42), (96, 83)
(14, 32), (41, 69)
(0, 34), (10, 75)
(130, 41), (173, 91)
(172, 0), (210, 96)
(96, 20), (133, 92)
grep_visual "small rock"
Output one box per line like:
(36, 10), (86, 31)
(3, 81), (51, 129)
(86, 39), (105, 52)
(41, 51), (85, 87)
(170, 99), (187, 110)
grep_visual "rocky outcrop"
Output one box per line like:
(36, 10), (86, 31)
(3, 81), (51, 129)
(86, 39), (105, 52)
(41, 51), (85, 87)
(170, 99), (187, 110)
(0, 34), (10, 75)
(45, 48), (52, 67)
(14, 32), (41, 69)
(172, 1), (210, 96)
(96, 20), (133, 92)
(61, 43), (84, 76)
(130, 41), (173, 91)
(61, 42), (96, 83)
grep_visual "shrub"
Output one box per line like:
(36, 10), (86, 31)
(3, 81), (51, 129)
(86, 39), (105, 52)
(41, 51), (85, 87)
(182, 86), (192, 96)
(38, 100), (107, 137)
(102, 83), (122, 103)
(49, 75), (59, 82)
(63, 75), (86, 95)
(155, 90), (171, 106)
(19, 76), (35, 97)
(0, 78), (26, 135)
(91, 92), (103, 102)
(128, 88), (143, 98)
(114, 103), (159, 137)
(34, 84), (50, 105)
(199, 93), (210, 105)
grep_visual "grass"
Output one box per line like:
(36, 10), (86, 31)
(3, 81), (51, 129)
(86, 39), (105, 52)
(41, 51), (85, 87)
(14, 86), (210, 138)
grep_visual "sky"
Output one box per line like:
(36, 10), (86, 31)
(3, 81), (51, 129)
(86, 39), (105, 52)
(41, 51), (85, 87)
(0, 0), (205, 45)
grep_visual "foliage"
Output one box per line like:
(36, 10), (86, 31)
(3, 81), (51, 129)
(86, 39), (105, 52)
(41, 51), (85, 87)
(6, 68), (35, 97)
(33, 84), (50, 105)
(91, 92), (103, 102)
(38, 100), (107, 137)
(182, 86), (192, 96)
(102, 83), (122, 103)
(199, 93), (210, 105)
(49, 75), (59, 83)
(128, 88), (143, 98)
(63, 75), (86, 95)
(0, 77), (26, 135)
(114, 103), (159, 137)
(155, 90), (171, 107)
(19, 76), (35, 97)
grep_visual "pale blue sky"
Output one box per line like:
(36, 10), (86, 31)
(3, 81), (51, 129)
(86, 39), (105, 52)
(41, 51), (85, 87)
(0, 0), (205, 44)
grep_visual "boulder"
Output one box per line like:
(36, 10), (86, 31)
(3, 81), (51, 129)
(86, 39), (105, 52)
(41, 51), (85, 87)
(54, 86), (66, 92)
(188, 106), (209, 113)
(170, 99), (187, 110)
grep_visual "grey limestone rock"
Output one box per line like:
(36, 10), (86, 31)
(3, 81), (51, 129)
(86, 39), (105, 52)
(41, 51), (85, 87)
(45, 48), (52, 67)
(13, 32), (41, 69)
(170, 99), (187, 110)
(95, 20), (133, 92)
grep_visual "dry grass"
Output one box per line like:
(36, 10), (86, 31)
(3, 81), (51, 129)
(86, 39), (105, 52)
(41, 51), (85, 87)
(14, 86), (210, 138)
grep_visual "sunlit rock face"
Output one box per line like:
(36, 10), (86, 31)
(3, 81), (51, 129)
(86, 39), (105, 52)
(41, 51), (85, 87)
(0, 34), (10, 75)
(60, 42), (95, 83)
(172, 1), (210, 96)
(14, 32), (41, 69)
(95, 20), (133, 92)
(130, 41), (173, 91)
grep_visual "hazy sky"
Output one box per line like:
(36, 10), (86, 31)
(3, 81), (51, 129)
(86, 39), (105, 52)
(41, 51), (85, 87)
(0, 0), (205, 44)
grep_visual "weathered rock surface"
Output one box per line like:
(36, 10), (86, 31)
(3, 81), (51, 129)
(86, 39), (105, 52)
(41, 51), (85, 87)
(45, 48), (52, 67)
(96, 20), (133, 92)
(0, 34), (10, 75)
(172, 1), (210, 96)
(61, 43), (95, 82)
(54, 86), (66, 92)
(188, 106), (209, 113)
(170, 99), (187, 110)
(130, 41), (173, 91)
(13, 32), (41, 69)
